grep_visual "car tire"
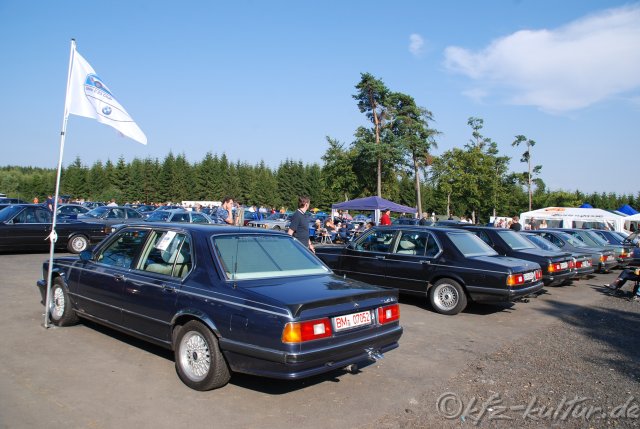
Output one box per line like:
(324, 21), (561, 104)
(174, 320), (230, 391)
(429, 278), (467, 315)
(49, 277), (79, 326)
(67, 234), (89, 253)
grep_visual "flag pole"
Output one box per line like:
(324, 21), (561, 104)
(43, 39), (76, 328)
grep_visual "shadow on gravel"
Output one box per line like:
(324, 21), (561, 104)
(399, 294), (516, 315)
(531, 284), (640, 383)
(81, 319), (377, 394)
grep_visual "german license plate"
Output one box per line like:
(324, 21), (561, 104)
(607, 255), (614, 261)
(333, 310), (372, 332)
(560, 262), (568, 269)
(523, 272), (534, 281)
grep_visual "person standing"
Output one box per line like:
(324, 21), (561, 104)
(214, 197), (235, 225)
(45, 195), (54, 211)
(509, 215), (522, 231)
(287, 196), (314, 252)
(380, 209), (392, 226)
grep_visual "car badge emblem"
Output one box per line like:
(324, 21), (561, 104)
(353, 302), (359, 309)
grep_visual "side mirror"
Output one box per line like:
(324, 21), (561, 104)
(79, 250), (92, 261)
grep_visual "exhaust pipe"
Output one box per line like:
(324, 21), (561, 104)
(366, 348), (383, 361)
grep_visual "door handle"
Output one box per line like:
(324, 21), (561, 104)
(376, 255), (386, 260)
(162, 284), (176, 293)
(421, 260), (431, 265)
(113, 274), (125, 282)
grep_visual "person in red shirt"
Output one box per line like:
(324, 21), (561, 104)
(380, 209), (392, 225)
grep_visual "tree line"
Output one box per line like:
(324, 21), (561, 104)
(1, 73), (638, 221)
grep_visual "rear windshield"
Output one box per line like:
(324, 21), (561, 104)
(447, 232), (498, 257)
(497, 230), (537, 250)
(524, 234), (561, 252)
(146, 211), (171, 222)
(212, 234), (329, 281)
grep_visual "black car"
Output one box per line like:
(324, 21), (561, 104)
(455, 226), (575, 286)
(0, 204), (108, 253)
(36, 224), (402, 390)
(0, 197), (28, 204)
(315, 225), (543, 315)
(526, 229), (617, 273)
(521, 232), (594, 279)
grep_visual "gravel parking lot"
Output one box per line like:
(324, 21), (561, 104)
(0, 252), (637, 429)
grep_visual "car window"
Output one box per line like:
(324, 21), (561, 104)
(448, 232), (498, 257)
(126, 208), (143, 219)
(97, 229), (151, 269)
(540, 232), (563, 247)
(474, 230), (493, 246)
(394, 231), (439, 257)
(172, 213), (190, 222)
(212, 234), (329, 281)
(139, 231), (192, 278)
(497, 230), (537, 250)
(191, 213), (209, 223)
(16, 207), (39, 223)
(36, 208), (52, 223)
(354, 229), (396, 253)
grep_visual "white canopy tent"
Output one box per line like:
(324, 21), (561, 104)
(519, 207), (626, 232)
(623, 213), (640, 231)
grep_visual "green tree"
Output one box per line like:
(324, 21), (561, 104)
(353, 73), (392, 197)
(512, 135), (541, 211)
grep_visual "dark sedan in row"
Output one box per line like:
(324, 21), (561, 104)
(36, 224), (402, 390)
(316, 225), (543, 315)
(0, 204), (109, 253)
(456, 226), (575, 286)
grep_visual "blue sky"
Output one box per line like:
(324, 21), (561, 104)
(1, 0), (639, 195)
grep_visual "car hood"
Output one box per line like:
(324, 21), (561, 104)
(241, 274), (396, 317)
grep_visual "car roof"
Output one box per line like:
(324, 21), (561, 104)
(119, 222), (288, 236)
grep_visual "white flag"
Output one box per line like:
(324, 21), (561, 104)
(67, 47), (147, 145)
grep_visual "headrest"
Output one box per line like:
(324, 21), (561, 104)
(399, 239), (416, 250)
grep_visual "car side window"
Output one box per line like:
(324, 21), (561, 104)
(139, 231), (192, 278)
(173, 213), (189, 222)
(395, 231), (437, 257)
(191, 213), (208, 223)
(126, 208), (142, 219)
(475, 231), (493, 246)
(542, 233), (562, 247)
(36, 208), (52, 223)
(97, 229), (151, 269)
(355, 230), (396, 253)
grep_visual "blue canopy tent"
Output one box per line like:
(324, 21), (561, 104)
(579, 203), (593, 208)
(617, 204), (639, 216)
(332, 196), (416, 225)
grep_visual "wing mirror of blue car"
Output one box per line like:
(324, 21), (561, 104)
(79, 250), (92, 261)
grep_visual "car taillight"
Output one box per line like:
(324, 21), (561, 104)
(282, 318), (332, 343)
(599, 254), (606, 262)
(619, 250), (628, 258)
(535, 269), (542, 280)
(377, 304), (400, 324)
(569, 260), (575, 269)
(507, 274), (525, 286)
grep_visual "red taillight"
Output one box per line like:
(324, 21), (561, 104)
(282, 318), (332, 343)
(535, 269), (542, 280)
(377, 304), (400, 324)
(569, 260), (575, 269)
(507, 274), (525, 286)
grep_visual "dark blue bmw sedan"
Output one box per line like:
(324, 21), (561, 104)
(36, 224), (402, 390)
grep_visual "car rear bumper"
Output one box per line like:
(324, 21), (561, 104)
(219, 324), (403, 379)
(467, 281), (544, 303)
(543, 270), (574, 286)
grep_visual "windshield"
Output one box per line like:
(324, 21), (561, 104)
(85, 206), (109, 218)
(570, 231), (604, 247)
(497, 230), (537, 250)
(0, 205), (22, 222)
(556, 232), (587, 247)
(524, 234), (561, 252)
(146, 211), (171, 222)
(448, 232), (498, 257)
(212, 234), (330, 281)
